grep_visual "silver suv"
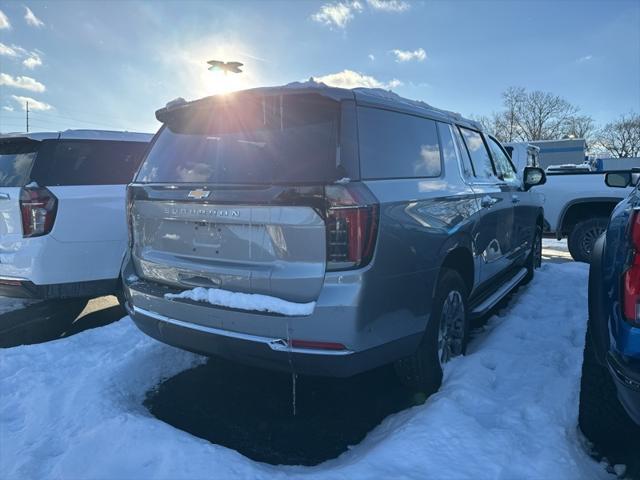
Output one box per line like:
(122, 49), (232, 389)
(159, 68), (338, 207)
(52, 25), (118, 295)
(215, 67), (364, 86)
(122, 85), (545, 392)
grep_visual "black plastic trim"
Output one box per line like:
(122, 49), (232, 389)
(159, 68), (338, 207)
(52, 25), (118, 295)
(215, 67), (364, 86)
(588, 234), (610, 365)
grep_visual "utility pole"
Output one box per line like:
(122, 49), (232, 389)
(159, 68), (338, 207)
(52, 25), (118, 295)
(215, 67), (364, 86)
(26, 101), (29, 133)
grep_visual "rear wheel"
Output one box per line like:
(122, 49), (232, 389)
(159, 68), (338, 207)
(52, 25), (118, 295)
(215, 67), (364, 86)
(578, 325), (639, 452)
(522, 226), (542, 285)
(568, 218), (608, 263)
(395, 269), (469, 394)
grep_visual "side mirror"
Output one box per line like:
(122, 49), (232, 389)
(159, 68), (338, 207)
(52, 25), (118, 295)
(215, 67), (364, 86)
(523, 167), (546, 191)
(605, 172), (632, 188)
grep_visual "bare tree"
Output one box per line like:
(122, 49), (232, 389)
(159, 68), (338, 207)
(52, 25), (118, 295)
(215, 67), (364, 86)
(597, 113), (640, 158)
(474, 113), (506, 142)
(479, 87), (592, 143)
(564, 115), (596, 144)
(515, 90), (579, 140)
(500, 87), (525, 141)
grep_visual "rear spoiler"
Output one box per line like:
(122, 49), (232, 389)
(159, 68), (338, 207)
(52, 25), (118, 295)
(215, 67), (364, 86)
(0, 132), (60, 142)
(155, 87), (352, 124)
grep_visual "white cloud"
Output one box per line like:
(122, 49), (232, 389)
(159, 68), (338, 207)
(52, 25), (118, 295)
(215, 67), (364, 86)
(11, 95), (52, 111)
(366, 0), (410, 12)
(0, 42), (17, 57)
(2, 105), (14, 112)
(0, 9), (10, 29)
(23, 53), (42, 69)
(387, 78), (403, 88)
(0, 43), (43, 68)
(577, 54), (593, 63)
(311, 1), (363, 28)
(368, 53), (375, 61)
(24, 7), (44, 28)
(314, 69), (402, 90)
(392, 48), (427, 62)
(0, 73), (46, 93)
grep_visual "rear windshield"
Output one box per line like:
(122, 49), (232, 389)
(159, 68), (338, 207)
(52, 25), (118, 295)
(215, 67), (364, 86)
(31, 140), (149, 186)
(136, 93), (344, 184)
(0, 141), (39, 187)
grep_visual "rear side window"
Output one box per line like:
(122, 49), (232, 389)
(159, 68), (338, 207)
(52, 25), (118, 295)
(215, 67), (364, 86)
(451, 126), (475, 178)
(358, 107), (442, 179)
(32, 140), (148, 186)
(437, 122), (471, 178)
(0, 141), (38, 187)
(486, 136), (518, 184)
(458, 127), (496, 181)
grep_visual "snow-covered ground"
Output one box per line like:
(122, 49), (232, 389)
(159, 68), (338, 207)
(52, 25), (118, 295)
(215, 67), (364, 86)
(543, 238), (569, 252)
(0, 261), (611, 479)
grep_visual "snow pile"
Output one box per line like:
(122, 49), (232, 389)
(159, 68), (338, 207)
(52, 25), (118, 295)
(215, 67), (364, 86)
(0, 263), (609, 479)
(165, 287), (315, 316)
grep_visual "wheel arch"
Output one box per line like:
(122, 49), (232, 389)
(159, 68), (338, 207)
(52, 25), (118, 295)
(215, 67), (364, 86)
(557, 198), (621, 239)
(436, 235), (475, 297)
(588, 234), (611, 365)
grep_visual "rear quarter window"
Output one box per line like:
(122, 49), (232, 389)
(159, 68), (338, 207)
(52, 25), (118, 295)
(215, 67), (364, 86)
(31, 140), (148, 186)
(357, 107), (442, 179)
(0, 141), (39, 187)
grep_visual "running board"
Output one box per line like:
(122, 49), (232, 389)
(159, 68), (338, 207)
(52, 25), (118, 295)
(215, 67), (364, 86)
(470, 268), (527, 319)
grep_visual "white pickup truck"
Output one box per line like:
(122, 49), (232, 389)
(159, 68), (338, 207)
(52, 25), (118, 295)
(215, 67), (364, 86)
(0, 130), (152, 303)
(507, 143), (634, 262)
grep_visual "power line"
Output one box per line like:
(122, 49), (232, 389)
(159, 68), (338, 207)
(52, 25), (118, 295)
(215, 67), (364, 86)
(29, 111), (129, 130)
(26, 101), (29, 133)
(50, 104), (150, 127)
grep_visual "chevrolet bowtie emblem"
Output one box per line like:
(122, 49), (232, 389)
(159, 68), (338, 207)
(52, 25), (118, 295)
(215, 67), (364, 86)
(187, 189), (211, 200)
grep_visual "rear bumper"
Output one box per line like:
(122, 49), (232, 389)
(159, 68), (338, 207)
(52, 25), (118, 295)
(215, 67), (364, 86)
(0, 276), (119, 300)
(127, 303), (420, 377)
(607, 352), (640, 426)
(122, 253), (426, 377)
(0, 278), (43, 299)
(0, 233), (125, 286)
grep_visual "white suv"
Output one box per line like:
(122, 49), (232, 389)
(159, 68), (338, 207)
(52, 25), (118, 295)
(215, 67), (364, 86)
(0, 130), (152, 301)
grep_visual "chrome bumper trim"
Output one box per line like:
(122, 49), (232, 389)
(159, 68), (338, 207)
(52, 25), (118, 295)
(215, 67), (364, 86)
(129, 304), (353, 356)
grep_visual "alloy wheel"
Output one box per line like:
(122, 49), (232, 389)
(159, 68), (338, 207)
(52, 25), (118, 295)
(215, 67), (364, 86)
(437, 290), (465, 366)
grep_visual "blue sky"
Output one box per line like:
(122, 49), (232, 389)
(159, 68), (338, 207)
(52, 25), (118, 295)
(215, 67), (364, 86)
(0, 0), (639, 134)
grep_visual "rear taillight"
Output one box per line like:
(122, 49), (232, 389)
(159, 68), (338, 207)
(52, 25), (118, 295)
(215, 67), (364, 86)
(19, 186), (57, 238)
(623, 211), (640, 325)
(325, 183), (378, 271)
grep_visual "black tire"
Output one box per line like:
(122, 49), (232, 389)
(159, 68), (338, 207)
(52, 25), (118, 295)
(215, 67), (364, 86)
(578, 325), (639, 452)
(522, 225), (542, 285)
(395, 269), (469, 394)
(568, 218), (608, 263)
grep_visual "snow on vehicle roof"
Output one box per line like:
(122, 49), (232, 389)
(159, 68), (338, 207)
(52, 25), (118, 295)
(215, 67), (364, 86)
(0, 129), (153, 143)
(159, 80), (481, 130)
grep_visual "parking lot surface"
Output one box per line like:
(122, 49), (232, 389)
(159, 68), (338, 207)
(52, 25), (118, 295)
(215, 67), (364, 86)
(1, 242), (623, 479)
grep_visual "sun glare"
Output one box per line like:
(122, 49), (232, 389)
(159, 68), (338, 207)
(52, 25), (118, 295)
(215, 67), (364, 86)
(202, 69), (248, 95)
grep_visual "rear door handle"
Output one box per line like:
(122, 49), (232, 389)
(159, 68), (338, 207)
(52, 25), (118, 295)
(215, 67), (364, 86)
(481, 196), (498, 208)
(511, 195), (520, 204)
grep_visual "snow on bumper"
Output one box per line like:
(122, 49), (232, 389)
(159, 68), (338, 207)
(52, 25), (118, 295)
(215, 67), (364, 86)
(164, 287), (316, 317)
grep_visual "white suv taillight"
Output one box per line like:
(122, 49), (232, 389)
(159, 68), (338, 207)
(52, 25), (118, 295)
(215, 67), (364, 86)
(325, 183), (379, 271)
(20, 186), (58, 238)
